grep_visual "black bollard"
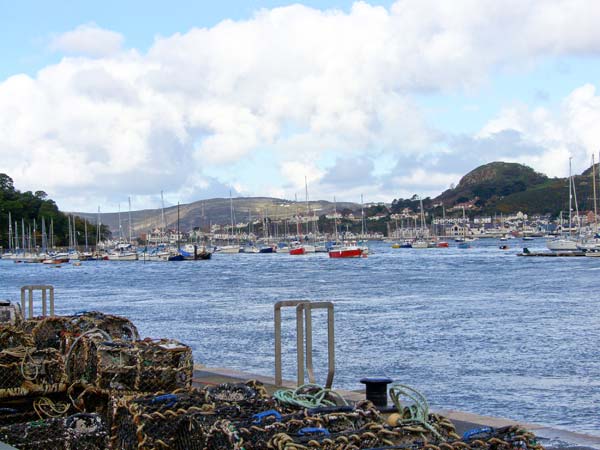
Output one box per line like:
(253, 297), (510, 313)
(360, 377), (393, 407)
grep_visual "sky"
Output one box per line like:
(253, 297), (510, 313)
(2, 0), (600, 212)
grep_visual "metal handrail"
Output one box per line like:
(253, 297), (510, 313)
(274, 300), (335, 388)
(299, 302), (335, 388)
(20, 285), (54, 318)
(274, 300), (308, 386)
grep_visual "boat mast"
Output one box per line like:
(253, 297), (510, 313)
(73, 215), (78, 251)
(7, 212), (11, 252)
(571, 158), (580, 237)
(118, 203), (123, 242)
(229, 189), (235, 246)
(333, 196), (338, 242)
(568, 158), (573, 238)
(50, 218), (53, 250)
(97, 206), (101, 249)
(14, 220), (19, 252)
(84, 218), (88, 252)
(128, 196), (133, 244)
(361, 194), (365, 238)
(161, 191), (166, 244)
(41, 217), (47, 253)
(593, 154), (598, 235)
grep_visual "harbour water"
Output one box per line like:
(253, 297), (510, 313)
(0, 239), (598, 436)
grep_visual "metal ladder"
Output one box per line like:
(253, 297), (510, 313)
(274, 300), (335, 388)
(20, 285), (55, 318)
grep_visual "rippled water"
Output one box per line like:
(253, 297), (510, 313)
(1, 239), (598, 435)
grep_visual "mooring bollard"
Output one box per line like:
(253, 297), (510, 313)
(360, 377), (393, 407)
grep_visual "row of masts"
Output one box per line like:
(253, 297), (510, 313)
(5, 213), (95, 253)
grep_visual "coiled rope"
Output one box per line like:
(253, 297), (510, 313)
(33, 396), (70, 419)
(274, 384), (348, 409)
(389, 384), (444, 441)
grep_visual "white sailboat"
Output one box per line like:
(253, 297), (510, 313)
(547, 158), (578, 251)
(218, 191), (240, 253)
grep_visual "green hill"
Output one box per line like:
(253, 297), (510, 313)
(0, 174), (105, 249)
(434, 161), (598, 216)
(436, 162), (548, 206)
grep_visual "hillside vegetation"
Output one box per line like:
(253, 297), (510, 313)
(0, 174), (105, 248)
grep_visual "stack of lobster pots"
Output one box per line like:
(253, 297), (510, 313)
(0, 302), (193, 449)
(0, 301), (545, 450)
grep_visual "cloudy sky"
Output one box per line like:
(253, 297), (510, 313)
(2, 0), (600, 212)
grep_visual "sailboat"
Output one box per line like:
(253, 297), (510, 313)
(579, 154), (600, 253)
(328, 197), (365, 258)
(218, 191), (241, 253)
(412, 197), (429, 249)
(457, 206), (471, 249)
(547, 158), (579, 251)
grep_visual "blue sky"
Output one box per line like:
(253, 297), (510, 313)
(2, 0), (600, 211)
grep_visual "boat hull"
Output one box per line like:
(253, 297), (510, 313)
(328, 248), (363, 258)
(107, 253), (138, 261)
(546, 239), (578, 251)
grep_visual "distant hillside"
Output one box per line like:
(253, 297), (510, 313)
(74, 197), (361, 236)
(435, 161), (598, 216)
(436, 162), (548, 206)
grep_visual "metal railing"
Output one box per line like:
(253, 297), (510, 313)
(20, 285), (55, 319)
(274, 300), (335, 388)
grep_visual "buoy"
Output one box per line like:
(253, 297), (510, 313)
(73, 262), (82, 266)
(387, 413), (401, 427)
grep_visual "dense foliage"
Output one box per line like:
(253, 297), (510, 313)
(0, 174), (108, 250)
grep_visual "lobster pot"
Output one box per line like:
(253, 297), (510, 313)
(111, 382), (276, 450)
(205, 404), (383, 450)
(0, 301), (22, 326)
(0, 393), (74, 426)
(0, 347), (66, 399)
(0, 413), (108, 450)
(135, 339), (192, 392)
(29, 316), (75, 352)
(69, 311), (140, 341)
(111, 389), (216, 450)
(0, 326), (34, 350)
(205, 380), (271, 409)
(26, 311), (139, 353)
(68, 338), (193, 394)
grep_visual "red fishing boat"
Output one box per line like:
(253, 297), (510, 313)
(328, 243), (364, 258)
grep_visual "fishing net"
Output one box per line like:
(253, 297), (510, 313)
(66, 335), (193, 394)
(0, 393), (72, 427)
(111, 388), (215, 450)
(0, 346), (67, 399)
(111, 382), (277, 450)
(0, 325), (34, 350)
(30, 316), (76, 352)
(0, 301), (23, 326)
(26, 311), (139, 353)
(69, 311), (140, 341)
(0, 412), (108, 450)
(68, 382), (113, 428)
(205, 402), (383, 450)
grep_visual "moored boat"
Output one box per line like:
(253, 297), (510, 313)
(328, 245), (364, 258)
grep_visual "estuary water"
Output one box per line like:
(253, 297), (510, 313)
(0, 239), (598, 436)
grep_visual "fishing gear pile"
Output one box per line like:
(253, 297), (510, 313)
(111, 381), (274, 449)
(0, 305), (545, 450)
(0, 307), (193, 448)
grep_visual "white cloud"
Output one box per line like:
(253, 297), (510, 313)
(4, 1), (600, 210)
(50, 23), (124, 57)
(477, 84), (600, 177)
